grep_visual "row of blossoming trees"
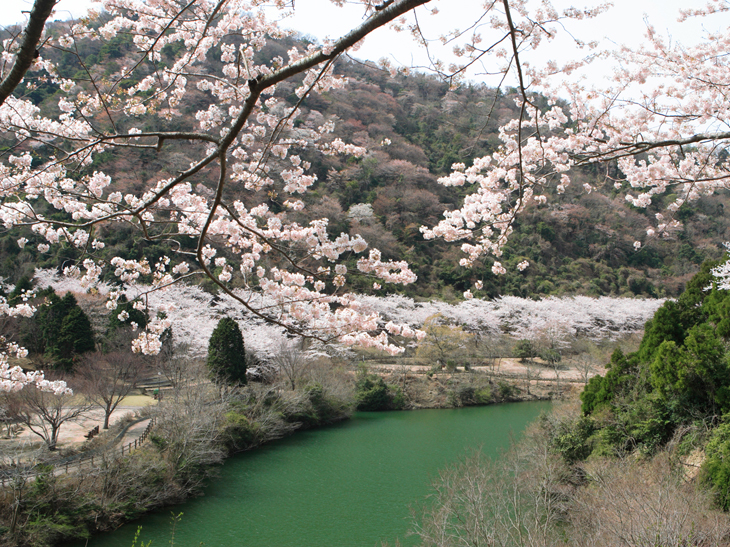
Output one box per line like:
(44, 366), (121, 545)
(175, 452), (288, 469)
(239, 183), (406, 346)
(2, 0), (730, 394)
(32, 270), (663, 359)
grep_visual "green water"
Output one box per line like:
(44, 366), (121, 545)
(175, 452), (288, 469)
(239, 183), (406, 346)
(84, 403), (550, 547)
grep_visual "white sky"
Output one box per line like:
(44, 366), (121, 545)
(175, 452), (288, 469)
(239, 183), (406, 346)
(1, 0), (729, 87)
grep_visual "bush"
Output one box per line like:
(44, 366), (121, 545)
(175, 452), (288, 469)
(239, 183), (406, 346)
(497, 381), (519, 400)
(221, 408), (257, 451)
(288, 383), (353, 427)
(354, 366), (404, 411)
(355, 373), (390, 410)
(701, 420), (730, 510)
(474, 387), (493, 404)
(548, 415), (595, 464)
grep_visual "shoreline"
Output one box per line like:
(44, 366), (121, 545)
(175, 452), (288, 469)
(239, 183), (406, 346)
(0, 370), (557, 547)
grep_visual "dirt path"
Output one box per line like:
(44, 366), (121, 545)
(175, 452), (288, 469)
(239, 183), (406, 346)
(366, 357), (604, 383)
(1, 395), (157, 454)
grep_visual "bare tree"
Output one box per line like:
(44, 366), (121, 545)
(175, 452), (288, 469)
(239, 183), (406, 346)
(523, 361), (542, 397)
(13, 375), (91, 450)
(575, 353), (600, 385)
(156, 344), (206, 400)
(78, 351), (148, 429)
(0, 443), (47, 536)
(412, 422), (571, 547)
(153, 367), (231, 491)
(272, 339), (312, 390)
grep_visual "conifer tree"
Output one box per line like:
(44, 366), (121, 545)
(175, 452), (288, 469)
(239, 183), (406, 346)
(36, 292), (96, 369)
(8, 276), (32, 305)
(206, 317), (247, 385)
(54, 307), (96, 370)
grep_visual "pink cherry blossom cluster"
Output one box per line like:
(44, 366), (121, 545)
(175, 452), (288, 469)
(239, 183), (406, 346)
(356, 293), (664, 342)
(0, 298), (70, 393)
(3, 0), (725, 356)
(416, 3), (730, 272)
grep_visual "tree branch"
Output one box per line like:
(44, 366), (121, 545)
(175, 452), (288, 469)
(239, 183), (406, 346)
(0, 0), (57, 107)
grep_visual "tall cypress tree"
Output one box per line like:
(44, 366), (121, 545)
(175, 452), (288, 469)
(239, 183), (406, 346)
(206, 317), (247, 385)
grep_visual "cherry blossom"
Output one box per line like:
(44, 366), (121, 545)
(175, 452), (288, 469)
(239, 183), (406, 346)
(2, 0), (729, 356)
(0, 296), (70, 394)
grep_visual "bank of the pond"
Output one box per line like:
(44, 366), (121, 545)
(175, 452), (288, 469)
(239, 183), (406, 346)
(78, 401), (551, 547)
(378, 368), (559, 409)
(1, 369), (551, 547)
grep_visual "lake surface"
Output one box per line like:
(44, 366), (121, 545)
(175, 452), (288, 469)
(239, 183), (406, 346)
(84, 402), (550, 547)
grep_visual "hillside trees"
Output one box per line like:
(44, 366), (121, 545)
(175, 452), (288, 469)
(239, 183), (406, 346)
(579, 256), (730, 455)
(2, 0), (730, 368)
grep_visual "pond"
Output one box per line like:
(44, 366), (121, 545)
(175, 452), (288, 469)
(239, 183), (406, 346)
(83, 402), (551, 547)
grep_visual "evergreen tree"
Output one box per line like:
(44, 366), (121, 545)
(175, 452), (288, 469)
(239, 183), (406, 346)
(206, 317), (247, 385)
(36, 291), (96, 369)
(54, 307), (96, 370)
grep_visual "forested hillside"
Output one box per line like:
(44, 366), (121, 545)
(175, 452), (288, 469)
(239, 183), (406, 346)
(3, 23), (728, 299)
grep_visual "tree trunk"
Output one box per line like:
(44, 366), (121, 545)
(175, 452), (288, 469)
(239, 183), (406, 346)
(48, 424), (60, 450)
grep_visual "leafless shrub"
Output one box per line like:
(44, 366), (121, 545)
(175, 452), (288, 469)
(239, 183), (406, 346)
(412, 420), (572, 547)
(156, 344), (207, 398)
(152, 375), (227, 491)
(271, 338), (312, 390)
(568, 453), (730, 547)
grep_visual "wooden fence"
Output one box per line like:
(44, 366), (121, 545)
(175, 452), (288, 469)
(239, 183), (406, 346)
(0, 417), (156, 486)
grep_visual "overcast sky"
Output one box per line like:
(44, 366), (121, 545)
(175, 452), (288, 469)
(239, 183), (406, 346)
(2, 0), (729, 87)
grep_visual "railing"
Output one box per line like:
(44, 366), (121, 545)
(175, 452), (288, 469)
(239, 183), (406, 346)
(0, 417), (156, 486)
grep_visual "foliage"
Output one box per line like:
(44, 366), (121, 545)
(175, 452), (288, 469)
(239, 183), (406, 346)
(33, 291), (96, 370)
(106, 294), (148, 334)
(579, 256), (730, 461)
(415, 314), (473, 364)
(354, 366), (405, 411)
(447, 385), (493, 407)
(702, 421), (730, 511)
(4, 1), (730, 385)
(512, 339), (536, 363)
(206, 318), (247, 385)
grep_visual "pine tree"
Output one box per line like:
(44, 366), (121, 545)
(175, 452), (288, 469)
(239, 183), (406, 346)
(206, 317), (247, 385)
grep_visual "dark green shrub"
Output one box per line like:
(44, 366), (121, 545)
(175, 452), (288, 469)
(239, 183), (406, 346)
(149, 433), (168, 451)
(513, 339), (536, 363)
(390, 387), (406, 410)
(549, 415), (595, 464)
(222, 409), (257, 451)
(448, 385), (492, 407)
(497, 381), (518, 400)
(474, 387), (493, 404)
(354, 366), (402, 411)
(355, 373), (390, 410)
